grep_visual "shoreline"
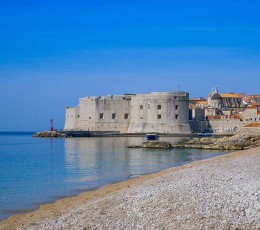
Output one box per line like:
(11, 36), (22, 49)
(1, 147), (260, 229)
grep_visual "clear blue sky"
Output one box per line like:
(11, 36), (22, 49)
(0, 0), (260, 131)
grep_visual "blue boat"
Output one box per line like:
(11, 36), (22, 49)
(198, 133), (213, 137)
(146, 133), (159, 140)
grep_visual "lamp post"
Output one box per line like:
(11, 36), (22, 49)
(50, 119), (54, 131)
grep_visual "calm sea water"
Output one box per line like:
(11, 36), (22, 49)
(0, 132), (225, 220)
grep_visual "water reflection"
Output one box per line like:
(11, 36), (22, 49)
(0, 134), (225, 221)
(64, 137), (224, 190)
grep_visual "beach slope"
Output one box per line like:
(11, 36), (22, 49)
(1, 147), (260, 230)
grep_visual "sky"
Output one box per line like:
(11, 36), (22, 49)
(0, 0), (260, 131)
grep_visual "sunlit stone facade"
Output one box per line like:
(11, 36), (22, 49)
(64, 92), (190, 133)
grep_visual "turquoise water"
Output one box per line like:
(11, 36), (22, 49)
(0, 132), (225, 221)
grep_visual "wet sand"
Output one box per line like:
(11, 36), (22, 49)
(1, 146), (260, 230)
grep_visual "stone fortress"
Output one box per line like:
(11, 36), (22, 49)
(64, 88), (260, 134)
(64, 92), (190, 133)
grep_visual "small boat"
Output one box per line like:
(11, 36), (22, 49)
(146, 133), (159, 140)
(198, 133), (213, 137)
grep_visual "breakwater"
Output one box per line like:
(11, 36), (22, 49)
(33, 130), (201, 138)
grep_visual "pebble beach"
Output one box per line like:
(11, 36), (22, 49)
(1, 146), (260, 230)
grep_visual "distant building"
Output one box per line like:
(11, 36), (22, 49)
(220, 93), (243, 108)
(189, 87), (259, 133)
(243, 95), (260, 105)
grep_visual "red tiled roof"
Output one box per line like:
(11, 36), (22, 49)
(207, 115), (240, 120)
(220, 93), (242, 98)
(244, 123), (260, 127)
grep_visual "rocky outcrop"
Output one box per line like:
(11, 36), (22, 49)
(32, 131), (66, 138)
(128, 141), (172, 149)
(173, 133), (260, 150)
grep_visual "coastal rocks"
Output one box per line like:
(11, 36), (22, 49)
(128, 141), (172, 149)
(128, 133), (260, 150)
(32, 131), (66, 138)
(173, 133), (260, 150)
(143, 141), (172, 149)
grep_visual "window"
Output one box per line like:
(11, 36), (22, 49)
(157, 105), (161, 110)
(140, 117), (143, 119)
(140, 105), (143, 110)
(124, 113), (129, 119)
(157, 114), (161, 119)
(175, 105), (179, 110)
(112, 113), (116, 119)
(99, 113), (104, 119)
(175, 114), (179, 120)
(77, 115), (80, 118)
(89, 117), (92, 119)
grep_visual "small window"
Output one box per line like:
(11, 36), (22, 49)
(99, 113), (104, 119)
(157, 114), (161, 119)
(112, 113), (116, 119)
(124, 113), (129, 119)
(89, 117), (92, 119)
(77, 115), (80, 118)
(140, 117), (143, 119)
(175, 114), (179, 120)
(157, 105), (161, 110)
(140, 105), (143, 110)
(175, 105), (179, 110)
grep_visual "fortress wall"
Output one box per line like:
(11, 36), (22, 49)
(189, 120), (210, 133)
(64, 107), (80, 130)
(78, 98), (96, 130)
(128, 92), (190, 133)
(78, 95), (132, 132)
(209, 119), (243, 133)
(64, 92), (191, 133)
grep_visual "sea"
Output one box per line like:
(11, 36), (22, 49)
(0, 132), (226, 221)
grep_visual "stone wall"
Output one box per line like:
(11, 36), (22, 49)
(189, 120), (210, 133)
(208, 118), (242, 133)
(78, 95), (132, 133)
(64, 106), (80, 130)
